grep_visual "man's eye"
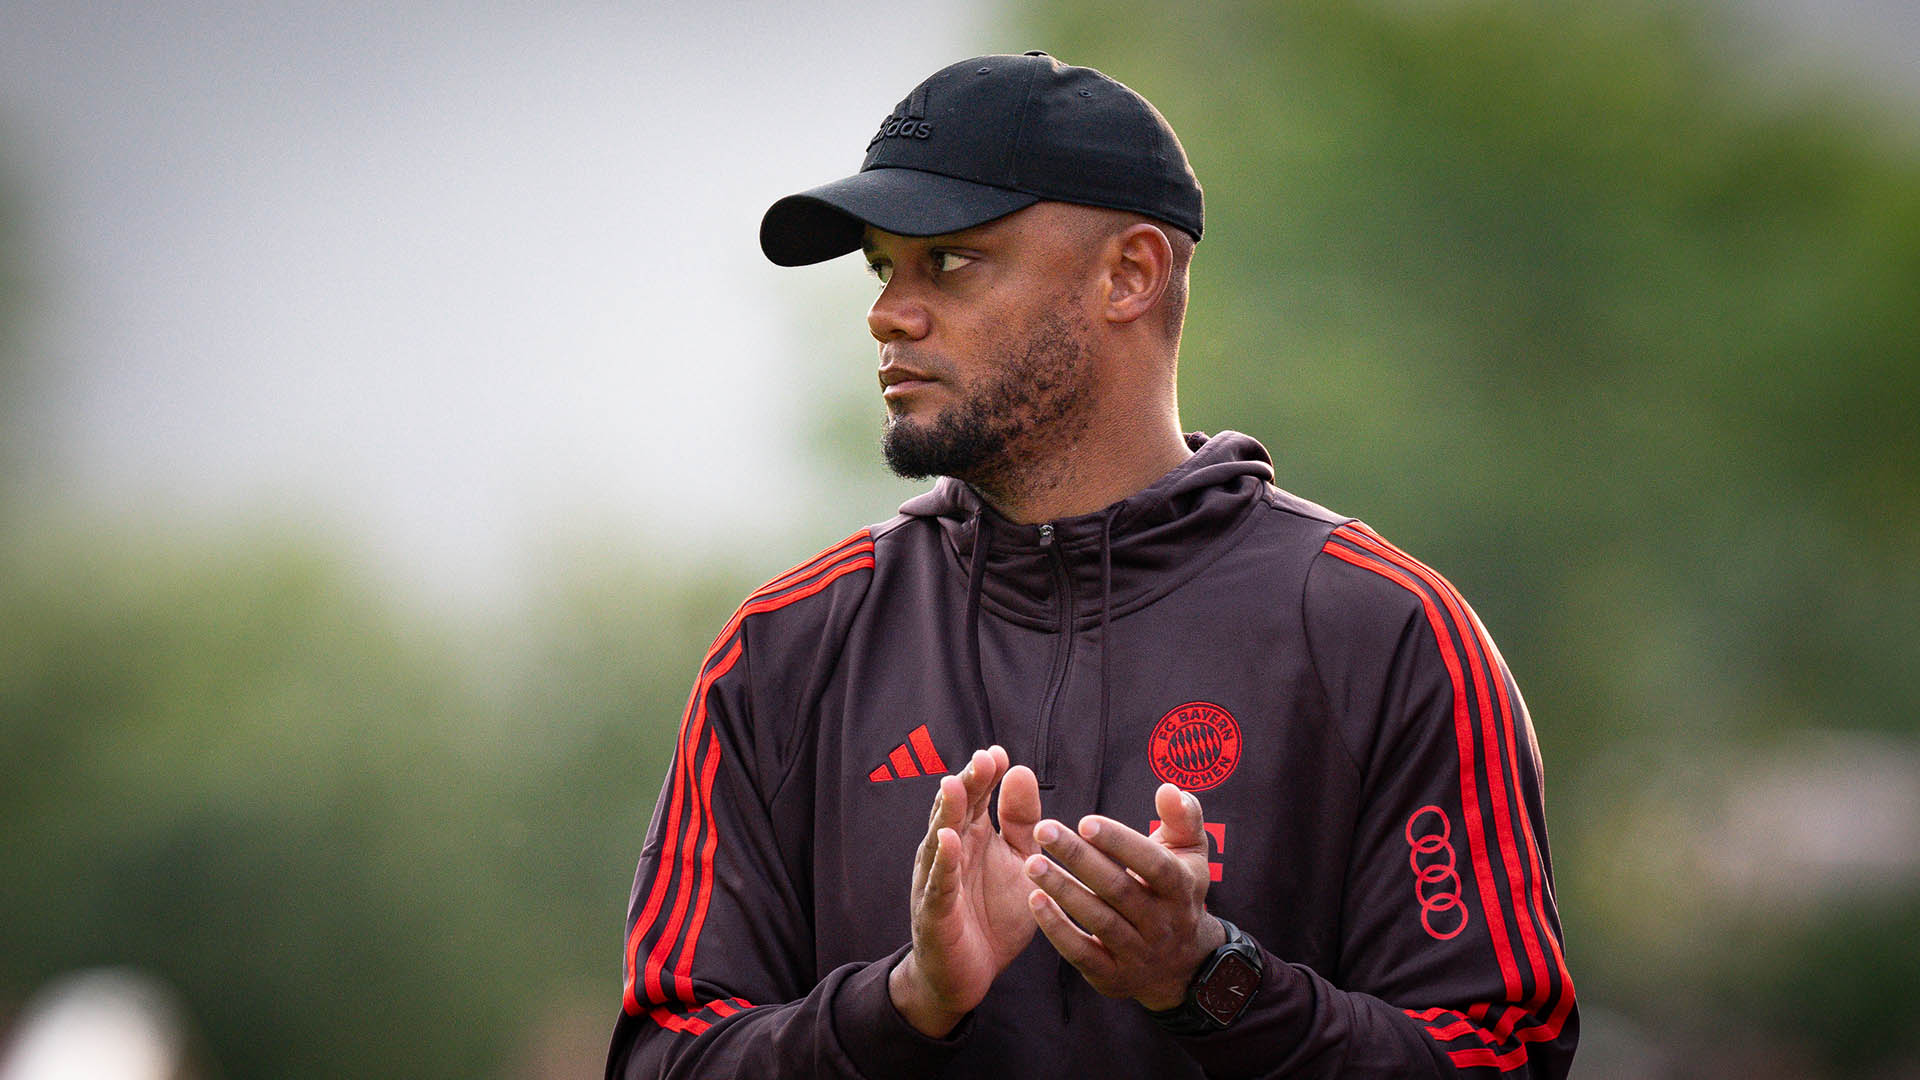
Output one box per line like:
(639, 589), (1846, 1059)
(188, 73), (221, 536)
(866, 261), (892, 285)
(932, 251), (973, 273)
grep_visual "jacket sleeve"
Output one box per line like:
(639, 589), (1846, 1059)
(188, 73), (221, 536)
(1176, 521), (1577, 1079)
(606, 545), (967, 1080)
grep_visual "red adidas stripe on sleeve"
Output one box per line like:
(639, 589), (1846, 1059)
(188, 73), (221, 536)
(622, 530), (876, 1028)
(1322, 523), (1574, 1073)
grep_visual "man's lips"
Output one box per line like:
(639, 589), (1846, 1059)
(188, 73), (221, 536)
(879, 364), (939, 400)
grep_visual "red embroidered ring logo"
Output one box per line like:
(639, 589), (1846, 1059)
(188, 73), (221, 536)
(1405, 805), (1468, 940)
(1148, 701), (1242, 791)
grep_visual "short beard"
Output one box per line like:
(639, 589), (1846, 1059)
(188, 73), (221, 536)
(880, 310), (1093, 494)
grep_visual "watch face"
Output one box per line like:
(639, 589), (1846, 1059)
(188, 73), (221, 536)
(1195, 952), (1261, 1025)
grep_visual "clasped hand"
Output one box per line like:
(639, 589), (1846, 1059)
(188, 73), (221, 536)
(889, 746), (1224, 1036)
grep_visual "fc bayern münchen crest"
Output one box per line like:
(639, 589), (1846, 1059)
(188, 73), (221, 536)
(1148, 701), (1242, 790)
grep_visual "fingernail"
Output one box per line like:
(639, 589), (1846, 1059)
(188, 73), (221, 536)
(1035, 821), (1059, 845)
(1025, 854), (1047, 878)
(1079, 817), (1100, 839)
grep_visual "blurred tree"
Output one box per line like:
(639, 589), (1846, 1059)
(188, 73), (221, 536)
(1021, 0), (1920, 1073)
(0, 528), (491, 1078)
(0, 519), (758, 1079)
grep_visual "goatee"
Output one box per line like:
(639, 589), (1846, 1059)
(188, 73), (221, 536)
(881, 310), (1093, 489)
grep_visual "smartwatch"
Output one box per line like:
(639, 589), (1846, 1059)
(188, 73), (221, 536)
(1146, 917), (1265, 1035)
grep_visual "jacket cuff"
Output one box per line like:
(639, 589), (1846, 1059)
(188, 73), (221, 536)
(1166, 949), (1315, 1075)
(833, 944), (969, 1079)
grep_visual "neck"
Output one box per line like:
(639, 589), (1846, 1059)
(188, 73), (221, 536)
(968, 414), (1191, 525)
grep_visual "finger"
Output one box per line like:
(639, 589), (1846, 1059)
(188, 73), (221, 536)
(1110, 825), (1192, 900)
(1024, 851), (1147, 955)
(1039, 815), (1170, 912)
(928, 774), (967, 856)
(988, 744), (1011, 777)
(912, 781), (952, 896)
(1153, 784), (1208, 853)
(939, 773), (969, 825)
(957, 749), (999, 825)
(996, 764), (1042, 854)
(1027, 888), (1118, 985)
(1083, 811), (1201, 898)
(921, 827), (963, 914)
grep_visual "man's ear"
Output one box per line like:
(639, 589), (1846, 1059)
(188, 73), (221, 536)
(1102, 223), (1173, 326)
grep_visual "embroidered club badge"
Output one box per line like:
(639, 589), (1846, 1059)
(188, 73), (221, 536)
(1148, 701), (1242, 791)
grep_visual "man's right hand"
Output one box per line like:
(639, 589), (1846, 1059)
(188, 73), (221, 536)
(888, 745), (1043, 1037)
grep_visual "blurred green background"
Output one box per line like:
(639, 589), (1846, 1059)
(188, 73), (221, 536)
(3, 1), (1916, 1077)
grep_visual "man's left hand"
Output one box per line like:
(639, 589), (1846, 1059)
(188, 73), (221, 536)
(1023, 782), (1228, 1011)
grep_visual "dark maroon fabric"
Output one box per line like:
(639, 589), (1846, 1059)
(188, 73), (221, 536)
(607, 431), (1576, 1079)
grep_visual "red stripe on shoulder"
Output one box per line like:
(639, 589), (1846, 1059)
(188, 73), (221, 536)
(750, 528), (873, 602)
(697, 531), (875, 667)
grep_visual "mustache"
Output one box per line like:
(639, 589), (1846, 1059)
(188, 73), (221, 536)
(877, 347), (951, 386)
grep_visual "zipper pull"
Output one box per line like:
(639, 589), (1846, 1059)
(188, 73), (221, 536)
(1037, 523), (1055, 547)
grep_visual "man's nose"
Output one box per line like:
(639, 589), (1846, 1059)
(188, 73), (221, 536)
(867, 280), (930, 343)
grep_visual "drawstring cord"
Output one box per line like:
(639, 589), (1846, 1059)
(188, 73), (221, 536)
(964, 511), (996, 751)
(1059, 506), (1121, 1025)
(1093, 506), (1117, 813)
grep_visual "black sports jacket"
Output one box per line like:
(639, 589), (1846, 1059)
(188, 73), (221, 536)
(607, 432), (1576, 1078)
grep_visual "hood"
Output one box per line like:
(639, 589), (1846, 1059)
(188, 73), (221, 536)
(897, 431), (1275, 631)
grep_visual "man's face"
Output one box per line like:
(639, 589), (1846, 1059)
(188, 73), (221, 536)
(861, 203), (1102, 489)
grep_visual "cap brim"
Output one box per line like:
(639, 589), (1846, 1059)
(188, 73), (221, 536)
(759, 168), (1040, 267)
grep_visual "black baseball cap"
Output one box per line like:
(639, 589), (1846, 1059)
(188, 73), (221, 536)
(760, 51), (1203, 267)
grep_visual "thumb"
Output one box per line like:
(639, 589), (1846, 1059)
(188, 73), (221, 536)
(997, 764), (1042, 854)
(1152, 783), (1208, 854)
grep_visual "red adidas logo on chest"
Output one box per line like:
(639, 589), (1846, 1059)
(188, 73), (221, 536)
(867, 724), (948, 782)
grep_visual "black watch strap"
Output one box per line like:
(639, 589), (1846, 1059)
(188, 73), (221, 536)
(1146, 917), (1265, 1036)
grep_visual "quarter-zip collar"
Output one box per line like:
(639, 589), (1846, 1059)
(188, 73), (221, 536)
(897, 431), (1277, 631)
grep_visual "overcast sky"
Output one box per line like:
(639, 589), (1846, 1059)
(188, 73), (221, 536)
(2, 0), (1912, 608)
(3, 1), (997, 605)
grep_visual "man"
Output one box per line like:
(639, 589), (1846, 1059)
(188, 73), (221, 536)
(607, 52), (1576, 1078)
